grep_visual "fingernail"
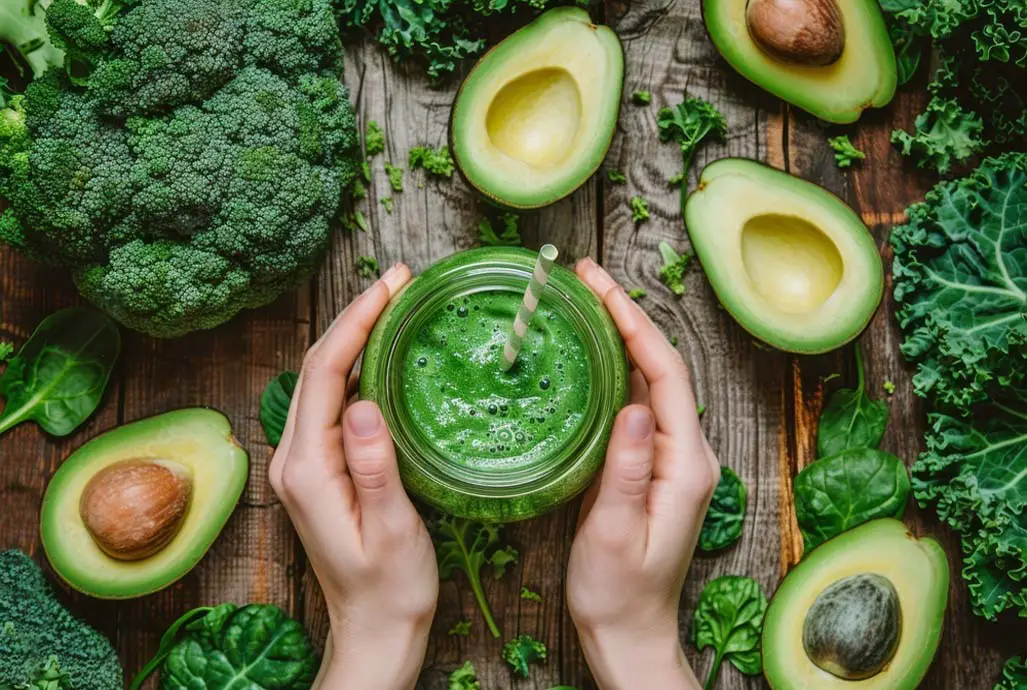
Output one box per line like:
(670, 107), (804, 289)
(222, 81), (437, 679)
(347, 401), (382, 438)
(625, 407), (652, 441)
(577, 256), (597, 272)
(381, 263), (401, 281)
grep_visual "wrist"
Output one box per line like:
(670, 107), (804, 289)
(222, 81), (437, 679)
(319, 616), (431, 690)
(576, 623), (698, 690)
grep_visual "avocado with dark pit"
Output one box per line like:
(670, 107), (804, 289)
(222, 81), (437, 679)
(40, 408), (248, 598)
(763, 519), (949, 689)
(450, 7), (623, 209)
(703, 0), (896, 123)
(684, 158), (883, 354)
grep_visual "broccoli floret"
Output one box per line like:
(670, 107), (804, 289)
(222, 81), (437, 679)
(0, 551), (121, 690)
(43, 0), (123, 74)
(0, 0), (361, 338)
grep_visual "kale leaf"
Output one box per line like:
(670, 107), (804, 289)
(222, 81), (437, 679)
(658, 241), (691, 296)
(657, 96), (727, 196)
(795, 448), (911, 552)
(630, 196), (649, 224)
(431, 515), (511, 638)
(691, 575), (767, 690)
(448, 661), (480, 690)
(409, 145), (455, 178)
(699, 466), (747, 552)
(260, 370), (298, 447)
(502, 634), (547, 678)
(817, 347), (890, 458)
(996, 657), (1027, 690)
(892, 154), (1027, 408)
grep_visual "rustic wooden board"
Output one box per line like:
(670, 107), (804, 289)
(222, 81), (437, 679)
(2, 0), (1026, 687)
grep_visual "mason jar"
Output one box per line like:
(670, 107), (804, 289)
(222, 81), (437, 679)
(361, 247), (628, 522)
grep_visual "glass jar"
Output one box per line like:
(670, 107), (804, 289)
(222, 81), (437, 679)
(361, 247), (628, 522)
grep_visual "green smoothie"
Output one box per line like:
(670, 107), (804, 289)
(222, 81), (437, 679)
(361, 247), (628, 522)
(401, 290), (590, 471)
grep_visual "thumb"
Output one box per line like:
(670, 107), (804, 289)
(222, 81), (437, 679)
(591, 405), (654, 528)
(342, 401), (409, 520)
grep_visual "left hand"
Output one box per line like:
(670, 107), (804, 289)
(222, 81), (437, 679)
(269, 264), (438, 690)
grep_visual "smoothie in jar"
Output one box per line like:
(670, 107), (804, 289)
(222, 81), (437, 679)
(361, 247), (628, 521)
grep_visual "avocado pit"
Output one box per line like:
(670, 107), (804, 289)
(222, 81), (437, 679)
(745, 0), (845, 66)
(79, 458), (193, 561)
(803, 573), (902, 680)
(486, 67), (583, 169)
(740, 213), (843, 314)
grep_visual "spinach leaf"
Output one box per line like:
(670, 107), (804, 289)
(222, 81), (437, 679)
(0, 308), (120, 438)
(260, 371), (298, 447)
(431, 515), (511, 638)
(691, 575), (768, 690)
(130, 604), (318, 690)
(817, 347), (889, 458)
(699, 466), (747, 552)
(795, 449), (910, 552)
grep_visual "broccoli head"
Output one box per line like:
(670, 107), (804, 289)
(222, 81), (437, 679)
(0, 550), (122, 690)
(0, 0), (361, 337)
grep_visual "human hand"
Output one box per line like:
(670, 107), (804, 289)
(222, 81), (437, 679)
(269, 264), (438, 690)
(566, 258), (720, 690)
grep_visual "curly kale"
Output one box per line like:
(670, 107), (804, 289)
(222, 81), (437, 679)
(886, 0), (1027, 172)
(0, 0), (361, 338)
(501, 634), (547, 678)
(336, 0), (555, 80)
(891, 153), (1027, 408)
(0, 550), (122, 690)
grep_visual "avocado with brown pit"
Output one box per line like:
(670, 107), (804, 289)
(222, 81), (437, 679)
(41, 409), (248, 598)
(703, 0), (896, 123)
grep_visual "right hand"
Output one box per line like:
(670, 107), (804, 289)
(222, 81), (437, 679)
(566, 258), (720, 690)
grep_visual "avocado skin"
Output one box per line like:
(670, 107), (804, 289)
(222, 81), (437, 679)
(763, 519), (949, 690)
(449, 7), (624, 209)
(40, 408), (249, 599)
(700, 0), (897, 123)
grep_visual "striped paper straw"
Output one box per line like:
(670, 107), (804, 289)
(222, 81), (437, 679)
(501, 244), (559, 371)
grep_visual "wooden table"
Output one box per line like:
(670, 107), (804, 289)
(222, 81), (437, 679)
(1, 0), (1023, 687)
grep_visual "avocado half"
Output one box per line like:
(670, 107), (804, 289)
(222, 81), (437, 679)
(41, 408), (248, 599)
(684, 158), (883, 354)
(702, 0), (896, 123)
(450, 7), (623, 209)
(764, 519), (949, 689)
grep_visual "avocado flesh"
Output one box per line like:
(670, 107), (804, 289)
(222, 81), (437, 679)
(702, 0), (896, 123)
(684, 158), (883, 354)
(41, 408), (248, 599)
(451, 7), (624, 209)
(764, 519), (949, 690)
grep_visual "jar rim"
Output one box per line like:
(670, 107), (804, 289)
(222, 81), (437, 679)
(361, 247), (628, 521)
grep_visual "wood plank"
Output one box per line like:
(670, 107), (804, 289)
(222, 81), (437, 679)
(601, 1), (786, 687)
(301, 40), (604, 689)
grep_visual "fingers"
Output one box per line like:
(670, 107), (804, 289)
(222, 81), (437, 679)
(342, 401), (414, 531)
(589, 405), (655, 542)
(576, 258), (701, 441)
(294, 264), (411, 439)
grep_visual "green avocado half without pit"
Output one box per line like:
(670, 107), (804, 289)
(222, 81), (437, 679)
(684, 158), (883, 354)
(450, 7), (623, 209)
(763, 519), (949, 689)
(702, 0), (896, 123)
(41, 408), (248, 599)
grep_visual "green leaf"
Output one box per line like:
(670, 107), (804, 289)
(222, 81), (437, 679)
(817, 347), (889, 458)
(699, 466), (746, 552)
(160, 604), (317, 689)
(260, 371), (298, 447)
(447, 620), (471, 637)
(891, 96), (985, 175)
(691, 575), (768, 690)
(0, 307), (120, 438)
(448, 661), (480, 690)
(827, 135), (866, 168)
(996, 656), (1027, 689)
(128, 607), (213, 690)
(657, 96), (727, 200)
(356, 255), (380, 278)
(912, 383), (1027, 619)
(380, 196), (394, 214)
(365, 120), (385, 157)
(502, 634), (547, 678)
(606, 169), (626, 184)
(658, 241), (691, 296)
(630, 195), (649, 224)
(384, 162), (403, 192)
(409, 145), (455, 178)
(627, 288), (647, 301)
(478, 214), (521, 247)
(631, 90), (651, 105)
(795, 448), (911, 552)
(431, 515), (507, 637)
(0, 341), (12, 362)
(892, 154), (1027, 408)
(520, 586), (542, 602)
(489, 545), (518, 579)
